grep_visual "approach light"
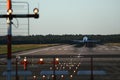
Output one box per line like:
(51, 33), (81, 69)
(23, 57), (28, 70)
(38, 58), (44, 64)
(50, 67), (52, 70)
(33, 8), (39, 18)
(33, 8), (39, 14)
(24, 57), (27, 62)
(63, 67), (65, 69)
(55, 58), (59, 64)
(70, 75), (73, 78)
(52, 75), (54, 78)
(55, 58), (59, 61)
(7, 9), (13, 15)
(76, 67), (78, 69)
(42, 75), (46, 78)
(40, 58), (43, 62)
(74, 70), (76, 73)
(33, 75), (37, 80)
(56, 67), (58, 70)
(61, 75), (64, 78)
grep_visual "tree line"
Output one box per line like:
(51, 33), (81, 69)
(0, 34), (120, 44)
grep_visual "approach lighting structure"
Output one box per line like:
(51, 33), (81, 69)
(21, 57), (29, 70)
(38, 58), (44, 64)
(53, 58), (59, 64)
(33, 75), (37, 80)
(7, 9), (13, 15)
(33, 8), (39, 18)
(7, 9), (13, 20)
(0, 8), (39, 19)
(33, 8), (39, 14)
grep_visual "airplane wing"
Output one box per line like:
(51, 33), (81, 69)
(72, 40), (84, 43)
(85, 40), (99, 43)
(72, 40), (100, 43)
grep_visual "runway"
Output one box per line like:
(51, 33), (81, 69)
(16, 44), (120, 56)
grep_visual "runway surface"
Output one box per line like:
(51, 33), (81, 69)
(16, 44), (120, 56)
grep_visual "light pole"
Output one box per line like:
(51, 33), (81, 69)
(23, 57), (28, 80)
(61, 75), (64, 80)
(70, 75), (73, 80)
(0, 0), (39, 80)
(90, 57), (94, 80)
(6, 1), (12, 80)
(42, 75), (46, 80)
(16, 55), (20, 80)
(52, 57), (59, 80)
(33, 75), (37, 80)
(53, 57), (56, 80)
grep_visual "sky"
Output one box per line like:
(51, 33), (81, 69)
(0, 0), (120, 35)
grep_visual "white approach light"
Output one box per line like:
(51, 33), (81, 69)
(7, 9), (13, 15)
(40, 58), (43, 61)
(55, 58), (59, 61)
(24, 57), (27, 62)
(33, 8), (39, 14)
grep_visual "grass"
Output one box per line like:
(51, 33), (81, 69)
(105, 43), (120, 47)
(0, 44), (58, 54)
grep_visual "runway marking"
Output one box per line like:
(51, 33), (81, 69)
(44, 48), (75, 51)
(51, 49), (55, 50)
(104, 48), (109, 50)
(42, 49), (49, 51)
(58, 48), (62, 50)
(19, 49), (43, 55)
(64, 49), (68, 50)
(15, 45), (120, 55)
(95, 48), (102, 50)
(92, 46), (120, 51)
(110, 48), (116, 51)
(45, 46), (120, 51)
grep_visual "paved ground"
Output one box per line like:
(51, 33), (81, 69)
(16, 44), (120, 55)
(0, 44), (120, 80)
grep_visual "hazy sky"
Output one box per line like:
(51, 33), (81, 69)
(1, 0), (120, 35)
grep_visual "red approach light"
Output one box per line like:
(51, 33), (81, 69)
(52, 58), (59, 64)
(33, 76), (37, 80)
(20, 57), (29, 70)
(37, 58), (44, 64)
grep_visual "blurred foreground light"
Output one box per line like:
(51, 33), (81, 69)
(24, 57), (27, 62)
(56, 67), (58, 70)
(74, 70), (76, 73)
(61, 75), (64, 78)
(70, 75), (73, 78)
(33, 75), (37, 80)
(50, 67), (52, 70)
(52, 75), (54, 78)
(76, 67), (78, 69)
(40, 58), (43, 62)
(55, 58), (59, 61)
(42, 75), (46, 78)
(33, 8), (39, 14)
(38, 58), (44, 64)
(7, 9), (13, 15)
(69, 67), (71, 69)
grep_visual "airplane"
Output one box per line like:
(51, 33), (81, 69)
(72, 36), (100, 47)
